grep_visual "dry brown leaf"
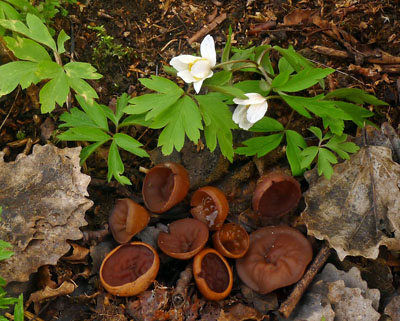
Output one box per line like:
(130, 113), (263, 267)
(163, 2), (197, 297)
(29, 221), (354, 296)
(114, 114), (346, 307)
(218, 303), (264, 321)
(0, 145), (93, 283)
(302, 146), (400, 260)
(282, 8), (315, 26)
(27, 280), (76, 305)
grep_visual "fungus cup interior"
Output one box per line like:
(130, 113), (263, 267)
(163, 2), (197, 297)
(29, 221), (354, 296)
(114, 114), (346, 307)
(109, 199), (150, 243)
(101, 243), (155, 287)
(252, 173), (301, 217)
(213, 223), (249, 258)
(157, 218), (209, 259)
(142, 162), (189, 213)
(236, 225), (313, 294)
(190, 186), (228, 230)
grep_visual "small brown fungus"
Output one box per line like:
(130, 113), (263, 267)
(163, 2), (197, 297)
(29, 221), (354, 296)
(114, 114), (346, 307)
(142, 162), (190, 213)
(157, 218), (209, 259)
(212, 223), (250, 258)
(109, 199), (150, 244)
(236, 225), (312, 294)
(100, 242), (159, 297)
(190, 186), (228, 230)
(193, 248), (233, 301)
(252, 172), (301, 217)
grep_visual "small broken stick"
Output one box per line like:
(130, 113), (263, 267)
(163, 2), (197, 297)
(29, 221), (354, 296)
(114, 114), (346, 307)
(172, 264), (193, 308)
(279, 243), (331, 319)
(188, 13), (227, 45)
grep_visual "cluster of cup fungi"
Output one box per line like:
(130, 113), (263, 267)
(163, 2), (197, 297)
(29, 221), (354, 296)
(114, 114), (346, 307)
(99, 162), (313, 302)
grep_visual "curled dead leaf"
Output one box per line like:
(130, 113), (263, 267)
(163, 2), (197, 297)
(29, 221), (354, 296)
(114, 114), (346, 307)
(27, 280), (76, 305)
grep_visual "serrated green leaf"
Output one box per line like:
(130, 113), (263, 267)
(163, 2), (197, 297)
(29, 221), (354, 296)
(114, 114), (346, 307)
(322, 116), (344, 136)
(68, 77), (98, 100)
(0, 2), (20, 20)
(163, 65), (177, 76)
(325, 134), (359, 159)
(234, 80), (270, 97)
(139, 75), (183, 94)
(58, 127), (111, 142)
(235, 133), (284, 157)
(119, 114), (152, 127)
(280, 94), (311, 118)
(80, 140), (107, 164)
(204, 70), (232, 86)
(25, 13), (56, 50)
(107, 141), (131, 185)
(273, 45), (314, 72)
(99, 104), (117, 125)
(39, 71), (69, 113)
(278, 57), (295, 74)
(56, 29), (69, 54)
(333, 101), (374, 127)
(300, 146), (319, 168)
(0, 17), (30, 38)
(13, 294), (23, 321)
(196, 94), (235, 161)
(255, 45), (274, 75)
(271, 70), (291, 89)
(125, 92), (182, 119)
(115, 93), (129, 123)
(114, 133), (149, 157)
(250, 116), (284, 132)
(318, 148), (338, 179)
(286, 129), (307, 176)
(204, 84), (248, 100)
(64, 62), (102, 79)
(36, 60), (63, 79)
(308, 126), (323, 140)
(324, 88), (388, 106)
(4, 36), (51, 62)
(59, 107), (97, 128)
(152, 95), (203, 155)
(276, 67), (334, 92)
(75, 95), (108, 131)
(0, 61), (39, 95)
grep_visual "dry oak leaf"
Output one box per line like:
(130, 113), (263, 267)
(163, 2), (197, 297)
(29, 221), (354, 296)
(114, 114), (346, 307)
(302, 146), (400, 260)
(0, 144), (93, 283)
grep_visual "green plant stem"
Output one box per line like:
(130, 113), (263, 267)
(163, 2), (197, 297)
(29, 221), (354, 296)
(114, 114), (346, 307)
(214, 59), (259, 69)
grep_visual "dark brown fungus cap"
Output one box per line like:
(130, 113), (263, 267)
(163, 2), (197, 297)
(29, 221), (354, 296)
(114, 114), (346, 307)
(193, 248), (233, 301)
(109, 199), (150, 244)
(100, 242), (159, 296)
(142, 162), (190, 213)
(252, 172), (301, 217)
(212, 223), (249, 259)
(190, 186), (229, 230)
(236, 225), (312, 294)
(157, 218), (209, 259)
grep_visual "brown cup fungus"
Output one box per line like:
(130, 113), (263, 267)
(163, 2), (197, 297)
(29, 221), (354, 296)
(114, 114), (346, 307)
(193, 248), (233, 301)
(157, 218), (209, 259)
(109, 199), (150, 243)
(190, 186), (228, 230)
(212, 223), (249, 259)
(252, 172), (301, 217)
(236, 225), (312, 294)
(142, 162), (190, 213)
(100, 242), (159, 296)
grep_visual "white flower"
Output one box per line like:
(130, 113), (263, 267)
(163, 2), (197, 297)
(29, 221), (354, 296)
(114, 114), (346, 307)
(232, 93), (268, 130)
(170, 35), (216, 94)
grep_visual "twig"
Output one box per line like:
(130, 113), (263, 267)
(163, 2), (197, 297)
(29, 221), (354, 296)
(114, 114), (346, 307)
(279, 243), (331, 319)
(82, 224), (110, 243)
(0, 87), (20, 132)
(188, 13), (227, 45)
(172, 264), (193, 308)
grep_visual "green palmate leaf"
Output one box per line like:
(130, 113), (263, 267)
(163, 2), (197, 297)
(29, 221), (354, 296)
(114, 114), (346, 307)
(25, 13), (56, 50)
(221, 25), (232, 68)
(13, 294), (23, 321)
(36, 60), (62, 79)
(325, 134), (359, 159)
(324, 88), (388, 106)
(276, 67), (335, 92)
(255, 45), (274, 75)
(196, 94), (236, 161)
(250, 116), (284, 132)
(58, 127), (111, 142)
(80, 140), (108, 164)
(75, 96), (108, 131)
(317, 148), (338, 179)
(114, 133), (149, 157)
(64, 62), (102, 79)
(235, 133), (284, 157)
(125, 92), (183, 119)
(99, 104), (118, 125)
(204, 70), (232, 86)
(300, 146), (319, 169)
(0, 61), (39, 95)
(151, 95), (203, 155)
(107, 141), (131, 185)
(115, 93), (129, 124)
(278, 57), (295, 74)
(0, 240), (13, 261)
(308, 126), (323, 140)
(332, 101), (374, 127)
(68, 77), (98, 101)
(273, 45), (314, 72)
(323, 116), (344, 136)
(39, 71), (69, 113)
(204, 84), (248, 100)
(4, 36), (51, 62)
(0, 2), (20, 21)
(139, 75), (183, 94)
(59, 107), (97, 128)
(279, 94), (311, 118)
(271, 70), (291, 89)
(119, 114), (152, 127)
(234, 80), (270, 97)
(56, 29), (70, 54)
(163, 65), (177, 76)
(286, 130), (307, 176)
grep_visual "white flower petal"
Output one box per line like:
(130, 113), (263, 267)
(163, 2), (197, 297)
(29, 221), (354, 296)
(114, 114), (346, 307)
(177, 55), (201, 64)
(191, 59), (212, 79)
(233, 93), (266, 105)
(232, 104), (247, 124)
(193, 79), (205, 93)
(178, 70), (196, 83)
(247, 101), (268, 123)
(239, 118), (254, 130)
(200, 35), (216, 67)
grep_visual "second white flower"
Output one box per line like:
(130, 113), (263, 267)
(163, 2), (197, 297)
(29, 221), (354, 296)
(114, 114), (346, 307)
(232, 93), (268, 130)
